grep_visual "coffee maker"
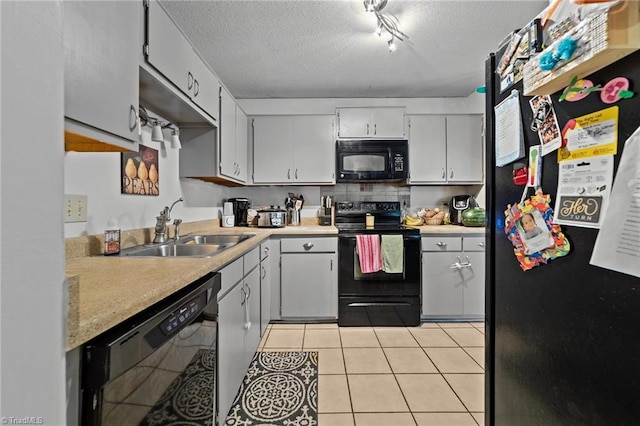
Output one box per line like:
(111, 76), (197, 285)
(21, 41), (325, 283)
(449, 195), (477, 225)
(227, 198), (251, 226)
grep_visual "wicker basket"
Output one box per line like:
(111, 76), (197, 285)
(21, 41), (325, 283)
(424, 217), (443, 226)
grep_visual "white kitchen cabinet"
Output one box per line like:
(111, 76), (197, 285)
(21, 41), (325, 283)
(145, 0), (219, 122)
(280, 237), (338, 319)
(336, 107), (406, 139)
(63, 1), (139, 151)
(217, 249), (261, 421)
(252, 115), (335, 184)
(421, 235), (485, 320)
(408, 115), (447, 182)
(260, 241), (272, 336)
(408, 115), (484, 184)
(217, 279), (245, 421)
(220, 86), (248, 182)
(179, 88), (247, 185)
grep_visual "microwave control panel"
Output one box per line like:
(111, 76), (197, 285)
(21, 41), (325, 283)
(393, 153), (405, 172)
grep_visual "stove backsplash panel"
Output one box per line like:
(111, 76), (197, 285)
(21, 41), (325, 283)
(321, 183), (483, 214)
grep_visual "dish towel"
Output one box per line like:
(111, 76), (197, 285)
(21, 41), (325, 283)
(381, 234), (404, 273)
(356, 235), (382, 273)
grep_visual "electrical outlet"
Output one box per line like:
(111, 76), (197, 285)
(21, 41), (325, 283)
(64, 194), (88, 223)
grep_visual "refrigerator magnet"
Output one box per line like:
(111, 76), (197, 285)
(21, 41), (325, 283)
(504, 189), (570, 271)
(529, 95), (562, 156)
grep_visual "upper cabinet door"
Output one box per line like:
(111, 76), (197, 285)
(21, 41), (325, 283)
(408, 115), (447, 183)
(146, 0), (218, 122)
(446, 115), (484, 183)
(63, 1), (139, 145)
(292, 116), (335, 183)
(189, 52), (220, 122)
(370, 107), (406, 138)
(337, 107), (405, 139)
(337, 108), (371, 138)
(253, 117), (294, 183)
(235, 106), (248, 183)
(219, 87), (237, 179)
(146, 0), (193, 96)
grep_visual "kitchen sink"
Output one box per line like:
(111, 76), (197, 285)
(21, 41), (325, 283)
(120, 243), (230, 258)
(177, 234), (254, 245)
(118, 234), (254, 258)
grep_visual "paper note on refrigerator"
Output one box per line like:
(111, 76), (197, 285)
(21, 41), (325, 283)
(553, 156), (614, 229)
(495, 90), (525, 167)
(590, 125), (640, 278)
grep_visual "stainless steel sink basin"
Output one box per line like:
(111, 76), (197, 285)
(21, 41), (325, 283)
(120, 243), (228, 258)
(178, 234), (254, 245)
(118, 234), (254, 258)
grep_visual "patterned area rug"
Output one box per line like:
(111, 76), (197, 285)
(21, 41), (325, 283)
(225, 351), (319, 426)
(140, 349), (216, 425)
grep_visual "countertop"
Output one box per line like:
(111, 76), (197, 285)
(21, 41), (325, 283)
(65, 219), (484, 350)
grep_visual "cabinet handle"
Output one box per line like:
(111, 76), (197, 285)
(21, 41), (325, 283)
(441, 168), (445, 179)
(478, 242), (485, 248)
(295, 169), (298, 179)
(436, 242), (447, 247)
(240, 286), (246, 305)
(193, 79), (199, 97)
(450, 256), (463, 269)
(245, 282), (251, 300)
(187, 72), (193, 90)
(450, 169), (454, 179)
(261, 265), (266, 280)
(264, 247), (270, 255)
(129, 105), (138, 132)
(374, 123), (377, 135)
(303, 242), (314, 251)
(366, 123), (370, 135)
(287, 169), (291, 179)
(330, 258), (333, 270)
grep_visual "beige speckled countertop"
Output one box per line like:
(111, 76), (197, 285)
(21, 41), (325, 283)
(65, 219), (484, 350)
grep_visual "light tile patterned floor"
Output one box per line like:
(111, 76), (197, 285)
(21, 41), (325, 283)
(257, 322), (485, 426)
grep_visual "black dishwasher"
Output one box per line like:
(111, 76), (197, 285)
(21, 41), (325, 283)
(81, 272), (221, 425)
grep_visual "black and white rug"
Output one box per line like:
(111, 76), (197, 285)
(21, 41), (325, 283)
(225, 351), (319, 426)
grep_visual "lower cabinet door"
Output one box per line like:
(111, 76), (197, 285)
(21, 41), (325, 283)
(244, 267), (261, 363)
(281, 253), (336, 318)
(217, 281), (246, 421)
(422, 252), (464, 317)
(260, 258), (271, 336)
(461, 252), (485, 317)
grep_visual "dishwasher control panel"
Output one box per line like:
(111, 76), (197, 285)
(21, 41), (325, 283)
(160, 293), (206, 335)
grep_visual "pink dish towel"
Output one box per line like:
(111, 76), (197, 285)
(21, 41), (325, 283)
(356, 235), (382, 273)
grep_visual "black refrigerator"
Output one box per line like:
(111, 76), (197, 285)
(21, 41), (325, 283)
(485, 49), (640, 424)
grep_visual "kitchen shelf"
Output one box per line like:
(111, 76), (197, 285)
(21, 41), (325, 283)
(524, 0), (640, 96)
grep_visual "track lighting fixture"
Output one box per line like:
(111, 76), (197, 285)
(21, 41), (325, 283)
(138, 106), (181, 149)
(363, 0), (407, 51)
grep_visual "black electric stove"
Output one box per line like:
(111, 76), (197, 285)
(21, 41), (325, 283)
(335, 201), (421, 326)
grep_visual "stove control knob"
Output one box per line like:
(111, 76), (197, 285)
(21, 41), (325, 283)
(347, 202), (354, 209)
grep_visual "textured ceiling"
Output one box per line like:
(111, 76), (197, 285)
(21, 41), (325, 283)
(160, 0), (548, 99)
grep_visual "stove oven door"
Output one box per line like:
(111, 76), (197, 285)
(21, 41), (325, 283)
(338, 233), (421, 326)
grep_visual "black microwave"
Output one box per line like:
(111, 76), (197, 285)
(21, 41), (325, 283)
(336, 140), (409, 182)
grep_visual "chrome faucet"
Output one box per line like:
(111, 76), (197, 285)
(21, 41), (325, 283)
(153, 197), (183, 243)
(173, 219), (183, 241)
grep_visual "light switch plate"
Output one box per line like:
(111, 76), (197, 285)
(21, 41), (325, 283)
(64, 194), (88, 223)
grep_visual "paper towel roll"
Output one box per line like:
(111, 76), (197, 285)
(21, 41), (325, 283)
(223, 202), (233, 216)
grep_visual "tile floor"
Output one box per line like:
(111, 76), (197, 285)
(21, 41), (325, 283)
(256, 322), (485, 426)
